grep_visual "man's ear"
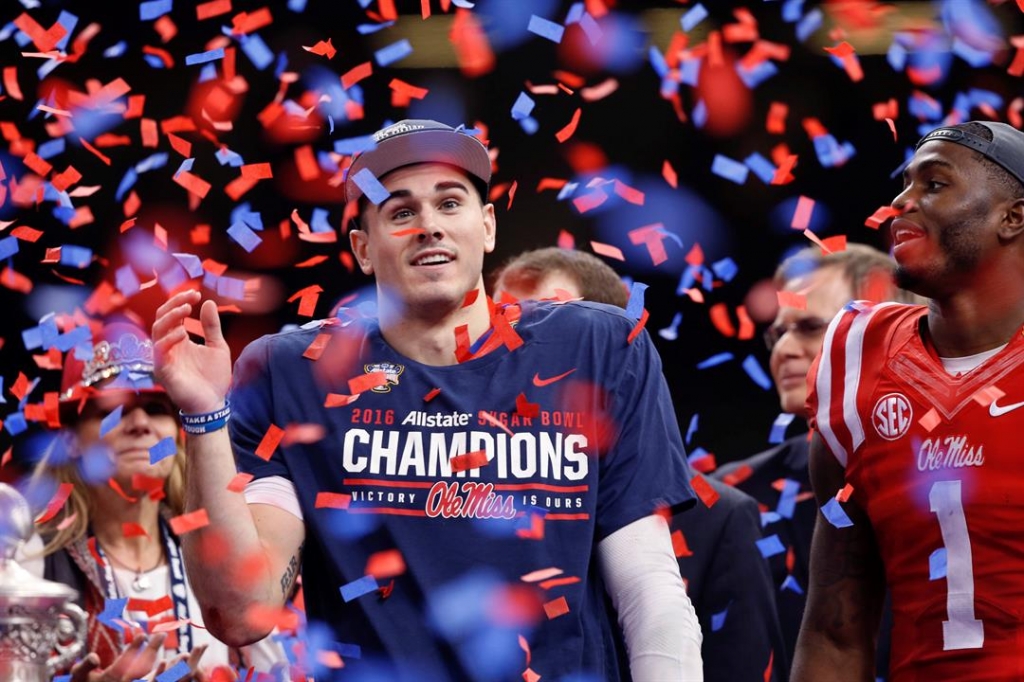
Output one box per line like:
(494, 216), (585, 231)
(349, 229), (374, 275)
(482, 203), (496, 253)
(999, 197), (1024, 242)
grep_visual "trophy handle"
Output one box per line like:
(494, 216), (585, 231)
(48, 602), (88, 674)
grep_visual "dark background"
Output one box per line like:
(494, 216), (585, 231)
(1, 0), (1021, 472)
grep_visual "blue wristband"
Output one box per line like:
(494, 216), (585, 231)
(179, 401), (231, 435)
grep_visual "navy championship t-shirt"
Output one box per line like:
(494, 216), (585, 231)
(230, 300), (696, 681)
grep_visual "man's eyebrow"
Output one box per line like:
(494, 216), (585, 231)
(376, 188), (411, 213)
(903, 158), (955, 180)
(435, 180), (470, 193)
(374, 181), (470, 213)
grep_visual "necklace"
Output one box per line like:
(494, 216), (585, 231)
(99, 543), (165, 592)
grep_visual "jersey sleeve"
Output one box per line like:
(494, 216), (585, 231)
(807, 301), (901, 469)
(595, 325), (696, 540)
(229, 334), (292, 482)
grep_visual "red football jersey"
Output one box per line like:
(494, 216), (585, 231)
(808, 301), (1024, 681)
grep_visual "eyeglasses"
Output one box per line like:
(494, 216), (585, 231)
(763, 317), (830, 351)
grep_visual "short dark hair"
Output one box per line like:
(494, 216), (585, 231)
(774, 242), (922, 304)
(948, 121), (1024, 200)
(491, 247), (629, 307)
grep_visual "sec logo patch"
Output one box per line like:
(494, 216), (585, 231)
(872, 392), (912, 441)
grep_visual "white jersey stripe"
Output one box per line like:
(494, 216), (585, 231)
(844, 302), (903, 453)
(815, 306), (850, 468)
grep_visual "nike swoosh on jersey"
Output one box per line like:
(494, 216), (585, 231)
(533, 369), (577, 387)
(989, 398), (1024, 417)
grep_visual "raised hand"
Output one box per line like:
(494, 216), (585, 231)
(69, 633), (166, 682)
(152, 290), (233, 415)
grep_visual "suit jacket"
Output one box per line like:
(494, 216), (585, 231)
(713, 435), (815, 667)
(673, 476), (788, 682)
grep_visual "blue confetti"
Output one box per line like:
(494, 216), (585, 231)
(115, 167), (138, 201)
(351, 168), (391, 205)
(174, 157), (195, 178)
(648, 46), (669, 79)
(761, 511), (781, 526)
(768, 412), (796, 444)
(776, 478), (800, 519)
(710, 154), (749, 185)
(684, 413), (698, 446)
(135, 152), (169, 174)
(687, 447), (712, 468)
(37, 137), (66, 160)
(97, 597), (128, 633)
(227, 221), (263, 253)
(887, 40), (907, 72)
(821, 498), (854, 529)
(185, 47), (225, 65)
(796, 8), (823, 42)
(340, 575), (379, 602)
(528, 15), (565, 43)
(929, 548), (947, 580)
(565, 2), (585, 24)
(5, 412), (27, 436)
(742, 355), (772, 390)
(518, 116), (539, 135)
(744, 152), (778, 185)
(736, 60), (778, 89)
(231, 203), (263, 230)
(511, 92), (535, 121)
(696, 352), (733, 370)
(149, 437), (177, 464)
(357, 21), (395, 35)
(710, 603), (729, 632)
(54, 11), (78, 51)
(375, 39), (413, 67)
(782, 0), (805, 22)
(692, 100), (708, 129)
(681, 3), (708, 32)
(22, 327), (42, 351)
(781, 574), (804, 594)
(215, 146), (244, 166)
(216, 275), (246, 301)
(756, 534), (786, 558)
(579, 13), (602, 45)
(288, 0), (307, 10)
(198, 63), (217, 82)
(172, 253), (204, 278)
(658, 311), (683, 341)
(624, 282), (648, 320)
(333, 134), (377, 156)
(240, 33), (274, 70)
(55, 325), (91, 353)
(156, 660), (192, 682)
(60, 245), (92, 269)
(710, 257), (738, 282)
(139, 0), (173, 21)
(103, 41), (128, 58)
(143, 54), (167, 69)
(311, 208), (333, 233)
(0, 236), (20, 261)
(679, 58), (700, 87)
(53, 677), (71, 682)
(99, 406), (124, 438)
(116, 264), (141, 297)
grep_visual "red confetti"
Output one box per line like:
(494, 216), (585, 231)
(626, 309), (649, 344)
(255, 424), (285, 461)
(342, 61), (373, 89)
(864, 205), (900, 230)
(325, 393), (360, 407)
(555, 108), (582, 143)
(227, 472), (254, 493)
(691, 475), (720, 508)
(836, 483), (854, 503)
(424, 387), (441, 402)
(776, 290), (807, 310)
(169, 509), (210, 535)
(349, 372), (388, 395)
(35, 483), (74, 524)
(315, 492), (351, 509)
(450, 449), (489, 473)
(515, 393), (540, 418)
(303, 38), (336, 59)
(671, 529), (693, 557)
(122, 522), (149, 538)
(542, 596), (570, 619)
(365, 549), (406, 579)
(197, 0), (233, 20)
(590, 240), (624, 261)
(661, 160), (678, 188)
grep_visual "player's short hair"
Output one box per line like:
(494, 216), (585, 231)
(774, 242), (921, 304)
(491, 247), (629, 308)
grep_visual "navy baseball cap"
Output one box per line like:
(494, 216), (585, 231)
(916, 121), (1024, 188)
(344, 119), (492, 204)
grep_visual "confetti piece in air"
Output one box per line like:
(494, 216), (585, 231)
(185, 47), (226, 65)
(35, 483), (74, 524)
(315, 492), (351, 509)
(99, 406), (124, 438)
(919, 407), (941, 432)
(555, 108), (582, 143)
(340, 575), (379, 602)
(836, 483), (854, 503)
(424, 387), (441, 402)
(450, 449), (489, 472)
(711, 604), (729, 632)
(742, 355), (772, 390)
(122, 522), (148, 538)
(543, 596), (570, 619)
(696, 352), (733, 370)
(149, 437), (177, 464)
(624, 282), (648, 320)
(303, 38), (336, 59)
(342, 61), (373, 89)
(777, 290), (806, 310)
(375, 39), (413, 66)
(823, 41), (863, 82)
(156, 660), (192, 682)
(366, 549), (406, 579)
(349, 372), (388, 395)
(325, 393), (360, 407)
(590, 241), (624, 261)
(627, 309), (649, 344)
(681, 4), (708, 32)
(521, 567), (563, 583)
(776, 479), (800, 519)
(255, 424), (285, 461)
(790, 196), (815, 230)
(756, 534), (786, 558)
(711, 154), (749, 184)
(691, 475), (720, 508)
(769, 412), (796, 444)
(528, 15), (565, 43)
(821, 498), (853, 528)
(169, 509), (210, 535)
(864, 205), (900, 229)
(515, 393), (540, 418)
(971, 385), (1004, 407)
(351, 168), (390, 205)
(227, 473), (254, 493)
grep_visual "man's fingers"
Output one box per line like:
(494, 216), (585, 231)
(69, 652), (101, 682)
(154, 288), (201, 320)
(152, 302), (194, 342)
(199, 300), (225, 347)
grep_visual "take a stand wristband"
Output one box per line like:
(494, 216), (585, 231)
(179, 401), (231, 435)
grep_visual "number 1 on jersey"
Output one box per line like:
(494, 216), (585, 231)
(929, 479), (984, 651)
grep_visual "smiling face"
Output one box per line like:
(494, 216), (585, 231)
(768, 266), (854, 416)
(350, 163), (496, 319)
(74, 391), (179, 487)
(890, 141), (1009, 298)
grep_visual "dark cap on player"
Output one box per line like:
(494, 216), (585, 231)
(344, 119), (492, 205)
(916, 121), (1024, 189)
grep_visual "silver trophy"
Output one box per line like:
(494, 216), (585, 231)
(0, 483), (87, 681)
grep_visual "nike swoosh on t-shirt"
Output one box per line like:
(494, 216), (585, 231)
(989, 398), (1024, 417)
(533, 369), (576, 387)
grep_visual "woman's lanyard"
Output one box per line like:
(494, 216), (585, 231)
(94, 516), (194, 655)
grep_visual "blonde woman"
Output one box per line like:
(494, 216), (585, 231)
(26, 321), (287, 681)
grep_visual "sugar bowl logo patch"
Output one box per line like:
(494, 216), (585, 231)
(872, 392), (912, 441)
(365, 362), (404, 393)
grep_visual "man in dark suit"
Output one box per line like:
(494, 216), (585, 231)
(493, 247), (786, 682)
(714, 243), (915, 673)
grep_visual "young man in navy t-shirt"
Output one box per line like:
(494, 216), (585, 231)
(153, 119), (701, 680)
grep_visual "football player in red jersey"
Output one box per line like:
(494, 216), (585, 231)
(792, 120), (1024, 682)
